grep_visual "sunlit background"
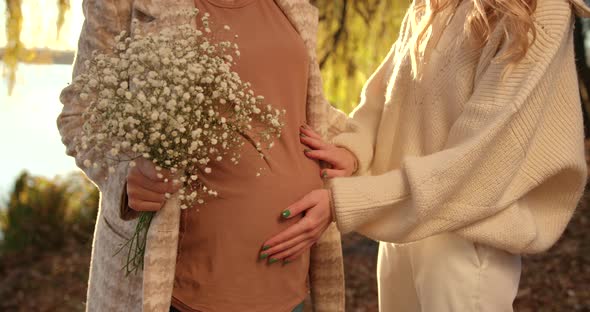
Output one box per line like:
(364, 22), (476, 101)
(0, 2), (407, 310)
(0, 0), (82, 198)
(1, 1), (589, 311)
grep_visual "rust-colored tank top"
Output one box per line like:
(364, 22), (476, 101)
(171, 1), (322, 311)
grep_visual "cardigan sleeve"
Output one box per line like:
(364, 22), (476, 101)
(330, 8), (587, 253)
(57, 0), (131, 190)
(327, 44), (397, 175)
(328, 9), (412, 175)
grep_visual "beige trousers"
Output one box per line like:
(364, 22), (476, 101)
(377, 233), (522, 312)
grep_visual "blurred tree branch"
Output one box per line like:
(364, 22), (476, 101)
(318, 0), (348, 69)
(2, 0), (70, 95)
(312, 0), (408, 112)
(0, 48), (74, 64)
(1, 0), (403, 113)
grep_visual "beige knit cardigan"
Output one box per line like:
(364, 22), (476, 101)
(57, 0), (349, 311)
(330, 0), (589, 254)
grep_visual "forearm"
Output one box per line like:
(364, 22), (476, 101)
(56, 0), (131, 188)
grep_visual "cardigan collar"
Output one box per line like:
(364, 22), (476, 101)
(131, 0), (319, 51)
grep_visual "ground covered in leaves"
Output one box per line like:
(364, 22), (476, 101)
(0, 195), (589, 312)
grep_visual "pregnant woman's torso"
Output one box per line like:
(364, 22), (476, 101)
(171, 1), (323, 311)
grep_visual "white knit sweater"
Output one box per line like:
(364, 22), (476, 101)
(330, 0), (588, 254)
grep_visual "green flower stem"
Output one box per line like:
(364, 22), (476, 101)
(113, 211), (155, 276)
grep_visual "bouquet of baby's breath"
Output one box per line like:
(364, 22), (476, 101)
(67, 9), (284, 275)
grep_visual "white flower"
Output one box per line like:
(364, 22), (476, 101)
(71, 11), (285, 213)
(196, 93), (205, 103)
(151, 111), (159, 121)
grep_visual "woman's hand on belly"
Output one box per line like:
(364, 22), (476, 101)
(126, 158), (182, 212)
(299, 125), (358, 178)
(260, 189), (333, 262)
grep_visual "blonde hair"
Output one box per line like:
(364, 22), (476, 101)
(408, 0), (590, 77)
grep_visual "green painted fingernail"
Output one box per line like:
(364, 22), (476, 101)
(281, 210), (291, 218)
(260, 253), (269, 259)
(269, 258), (279, 264)
(300, 133), (306, 137)
(284, 259), (292, 265)
(322, 171), (328, 178)
(262, 245), (271, 251)
(304, 148), (311, 153)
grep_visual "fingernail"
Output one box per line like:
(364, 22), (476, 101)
(262, 245), (271, 251)
(322, 171), (328, 178)
(281, 210), (291, 218)
(304, 148), (311, 153)
(269, 258), (280, 264)
(300, 133), (306, 138)
(284, 259), (292, 265)
(260, 253), (269, 260)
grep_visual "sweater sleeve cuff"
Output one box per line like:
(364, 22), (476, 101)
(330, 170), (410, 234)
(331, 131), (374, 176)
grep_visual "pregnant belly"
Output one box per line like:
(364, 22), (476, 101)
(174, 151), (322, 304)
(180, 151), (323, 249)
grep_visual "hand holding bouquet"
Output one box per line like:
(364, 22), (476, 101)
(66, 9), (284, 275)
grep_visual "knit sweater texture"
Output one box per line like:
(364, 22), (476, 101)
(330, 0), (588, 254)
